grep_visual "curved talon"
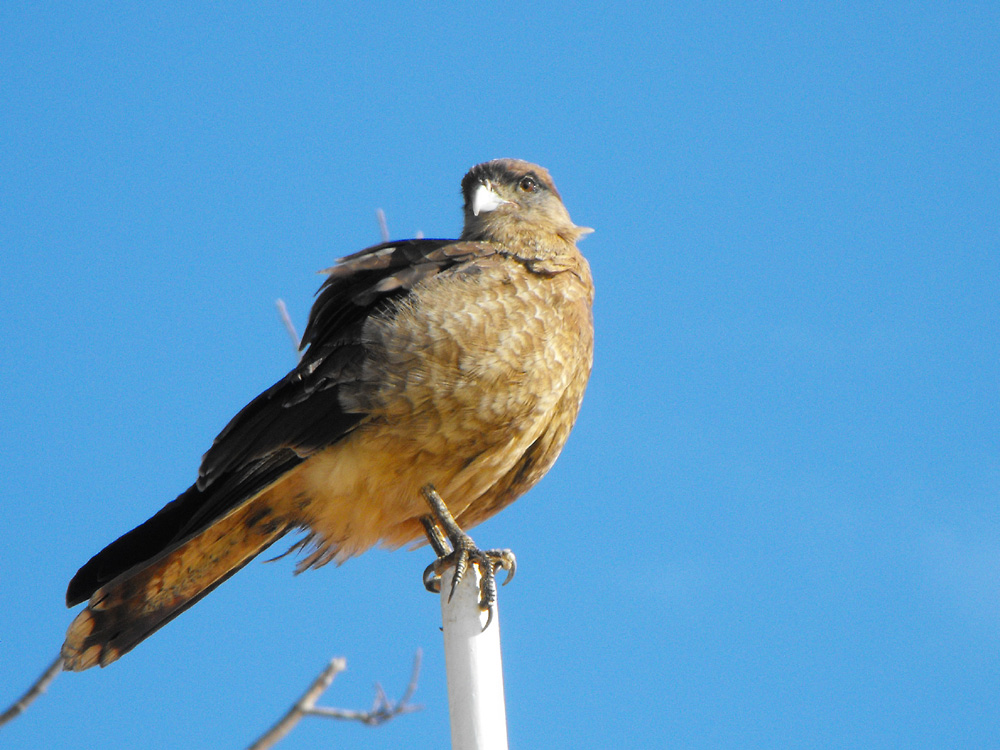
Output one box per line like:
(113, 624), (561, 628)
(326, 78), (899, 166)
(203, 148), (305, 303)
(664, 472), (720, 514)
(485, 549), (516, 586)
(422, 561), (442, 594)
(449, 550), (471, 602)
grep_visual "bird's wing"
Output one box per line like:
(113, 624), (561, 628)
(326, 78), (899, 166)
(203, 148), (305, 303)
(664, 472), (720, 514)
(66, 238), (497, 606)
(197, 238), (497, 486)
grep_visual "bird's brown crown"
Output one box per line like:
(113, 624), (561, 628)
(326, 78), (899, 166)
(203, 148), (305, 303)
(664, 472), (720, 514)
(461, 159), (562, 203)
(459, 159), (591, 250)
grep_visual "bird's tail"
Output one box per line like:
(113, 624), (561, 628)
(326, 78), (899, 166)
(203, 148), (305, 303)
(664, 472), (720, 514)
(62, 497), (290, 671)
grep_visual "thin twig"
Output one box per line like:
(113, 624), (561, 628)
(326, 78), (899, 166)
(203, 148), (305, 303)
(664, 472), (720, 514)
(245, 651), (422, 750)
(277, 208), (392, 361)
(0, 654), (63, 728)
(306, 649), (423, 726)
(247, 657), (346, 750)
(376, 208), (390, 243)
(274, 299), (302, 362)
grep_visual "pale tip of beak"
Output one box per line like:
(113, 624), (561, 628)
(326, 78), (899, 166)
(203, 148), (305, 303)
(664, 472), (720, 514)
(471, 182), (510, 217)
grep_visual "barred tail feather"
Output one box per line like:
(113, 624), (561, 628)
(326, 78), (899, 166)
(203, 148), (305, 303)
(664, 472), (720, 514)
(62, 499), (289, 671)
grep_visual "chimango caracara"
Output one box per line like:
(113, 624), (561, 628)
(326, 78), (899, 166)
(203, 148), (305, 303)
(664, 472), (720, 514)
(63, 159), (594, 670)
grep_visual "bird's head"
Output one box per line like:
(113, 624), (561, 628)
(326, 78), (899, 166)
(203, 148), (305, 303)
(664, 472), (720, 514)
(460, 159), (592, 249)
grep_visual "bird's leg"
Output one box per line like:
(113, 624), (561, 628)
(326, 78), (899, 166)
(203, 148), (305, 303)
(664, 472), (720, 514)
(421, 514), (452, 558)
(419, 515), (451, 595)
(419, 484), (516, 624)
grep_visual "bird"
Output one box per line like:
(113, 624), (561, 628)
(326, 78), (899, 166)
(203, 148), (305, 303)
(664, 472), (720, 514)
(62, 158), (595, 671)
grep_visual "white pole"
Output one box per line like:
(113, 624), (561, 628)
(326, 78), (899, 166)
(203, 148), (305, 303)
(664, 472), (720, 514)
(440, 565), (509, 750)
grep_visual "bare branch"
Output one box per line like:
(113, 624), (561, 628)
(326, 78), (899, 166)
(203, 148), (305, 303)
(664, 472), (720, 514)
(305, 649), (423, 726)
(376, 208), (390, 243)
(245, 651), (422, 750)
(0, 654), (63, 729)
(247, 657), (346, 750)
(274, 299), (302, 362)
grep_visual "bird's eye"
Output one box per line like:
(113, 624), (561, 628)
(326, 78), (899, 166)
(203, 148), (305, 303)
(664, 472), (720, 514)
(518, 175), (539, 193)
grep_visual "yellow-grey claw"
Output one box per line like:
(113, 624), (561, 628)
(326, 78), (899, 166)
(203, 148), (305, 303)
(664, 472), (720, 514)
(418, 485), (517, 629)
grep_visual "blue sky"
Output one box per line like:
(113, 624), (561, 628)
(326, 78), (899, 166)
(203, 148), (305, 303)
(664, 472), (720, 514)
(2, 3), (998, 748)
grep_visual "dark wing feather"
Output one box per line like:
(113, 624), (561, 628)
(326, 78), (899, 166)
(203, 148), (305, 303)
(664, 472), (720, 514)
(67, 238), (496, 606)
(197, 239), (494, 486)
(66, 450), (299, 606)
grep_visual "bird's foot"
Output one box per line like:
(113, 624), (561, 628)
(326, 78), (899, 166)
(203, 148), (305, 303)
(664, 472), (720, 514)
(419, 485), (516, 627)
(421, 539), (516, 606)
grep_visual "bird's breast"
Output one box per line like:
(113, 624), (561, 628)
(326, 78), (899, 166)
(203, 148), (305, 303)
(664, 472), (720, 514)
(293, 254), (594, 556)
(362, 259), (591, 440)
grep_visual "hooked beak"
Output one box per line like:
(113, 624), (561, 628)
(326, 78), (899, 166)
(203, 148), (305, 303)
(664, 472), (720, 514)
(471, 181), (511, 217)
